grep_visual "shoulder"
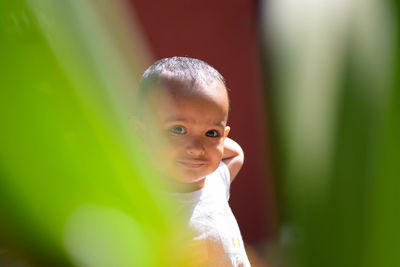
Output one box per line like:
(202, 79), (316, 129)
(213, 162), (231, 200)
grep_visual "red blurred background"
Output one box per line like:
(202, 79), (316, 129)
(127, 0), (278, 247)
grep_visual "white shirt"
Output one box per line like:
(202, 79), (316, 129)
(170, 162), (251, 267)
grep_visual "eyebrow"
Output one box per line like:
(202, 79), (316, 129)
(164, 117), (225, 127)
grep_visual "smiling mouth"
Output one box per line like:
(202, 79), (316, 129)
(176, 160), (206, 168)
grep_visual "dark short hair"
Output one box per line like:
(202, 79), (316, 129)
(141, 56), (225, 88)
(135, 57), (227, 117)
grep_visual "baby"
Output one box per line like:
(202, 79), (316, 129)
(136, 57), (251, 266)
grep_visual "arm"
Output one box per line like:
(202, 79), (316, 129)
(222, 137), (244, 183)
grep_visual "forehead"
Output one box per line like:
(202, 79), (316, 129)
(157, 80), (229, 123)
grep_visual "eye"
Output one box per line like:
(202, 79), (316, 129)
(169, 125), (187, 135)
(205, 130), (220, 137)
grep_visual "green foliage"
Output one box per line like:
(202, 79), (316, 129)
(0, 1), (182, 266)
(267, 0), (400, 266)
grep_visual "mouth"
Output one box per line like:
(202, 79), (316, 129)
(176, 159), (207, 168)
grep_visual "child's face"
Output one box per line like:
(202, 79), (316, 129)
(151, 81), (230, 188)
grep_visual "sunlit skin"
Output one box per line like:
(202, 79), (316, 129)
(141, 79), (244, 192)
(156, 80), (229, 190)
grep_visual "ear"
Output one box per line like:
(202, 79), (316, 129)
(224, 126), (230, 138)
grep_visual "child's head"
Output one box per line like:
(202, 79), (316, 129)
(136, 57), (230, 190)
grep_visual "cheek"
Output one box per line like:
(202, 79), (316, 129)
(161, 140), (179, 156)
(161, 137), (187, 161)
(208, 140), (224, 159)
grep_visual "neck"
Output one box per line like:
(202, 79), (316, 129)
(165, 177), (206, 193)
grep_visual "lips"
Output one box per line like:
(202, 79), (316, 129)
(176, 159), (207, 168)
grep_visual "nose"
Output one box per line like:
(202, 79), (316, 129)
(185, 137), (205, 156)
